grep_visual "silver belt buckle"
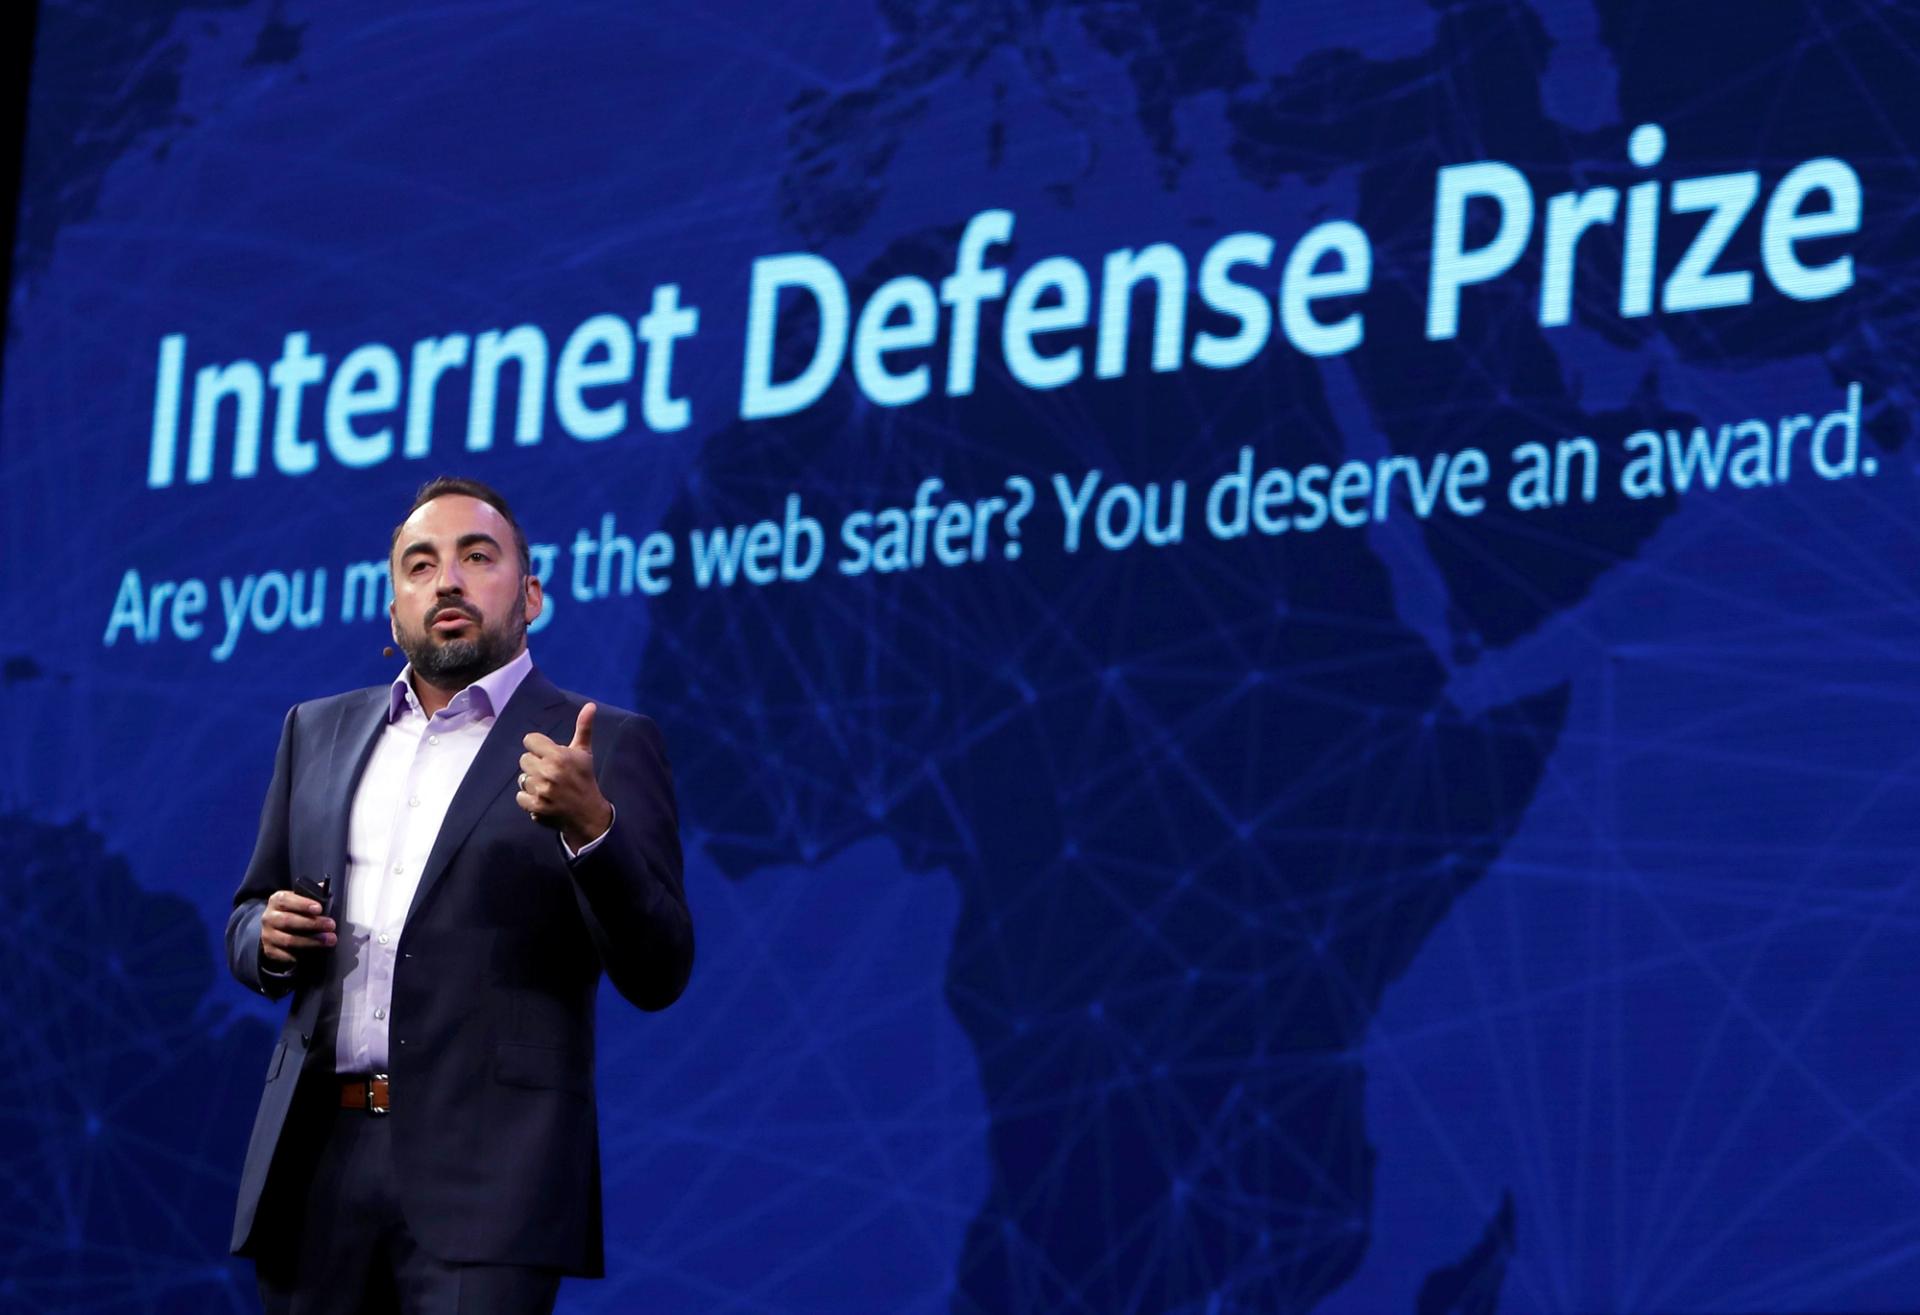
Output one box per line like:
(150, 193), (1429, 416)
(367, 1072), (389, 1116)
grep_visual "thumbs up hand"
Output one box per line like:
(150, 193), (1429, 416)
(520, 701), (615, 850)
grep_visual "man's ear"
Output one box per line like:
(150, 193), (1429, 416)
(524, 572), (545, 626)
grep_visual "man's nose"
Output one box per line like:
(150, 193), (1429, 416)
(435, 558), (466, 593)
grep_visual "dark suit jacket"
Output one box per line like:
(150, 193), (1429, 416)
(225, 666), (693, 1276)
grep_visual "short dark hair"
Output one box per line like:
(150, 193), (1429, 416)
(390, 476), (532, 578)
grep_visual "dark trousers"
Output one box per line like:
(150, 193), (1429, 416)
(252, 1077), (562, 1315)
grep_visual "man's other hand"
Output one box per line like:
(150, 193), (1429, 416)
(518, 702), (615, 851)
(261, 889), (336, 964)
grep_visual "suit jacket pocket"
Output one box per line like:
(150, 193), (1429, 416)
(493, 1041), (589, 1097)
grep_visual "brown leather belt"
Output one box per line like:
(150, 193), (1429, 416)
(338, 1073), (391, 1115)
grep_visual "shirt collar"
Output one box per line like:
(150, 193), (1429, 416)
(388, 647), (535, 723)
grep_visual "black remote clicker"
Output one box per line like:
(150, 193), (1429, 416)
(291, 873), (333, 916)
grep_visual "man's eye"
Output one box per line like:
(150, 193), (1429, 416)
(467, 552), (491, 563)
(409, 561), (431, 575)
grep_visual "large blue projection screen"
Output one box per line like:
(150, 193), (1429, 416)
(4, 1), (1918, 1311)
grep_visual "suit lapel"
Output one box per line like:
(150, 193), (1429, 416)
(322, 688), (391, 888)
(403, 667), (570, 926)
(298, 688), (390, 1039)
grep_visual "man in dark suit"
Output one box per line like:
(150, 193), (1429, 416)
(226, 477), (693, 1314)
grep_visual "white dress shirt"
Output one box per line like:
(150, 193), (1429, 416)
(328, 649), (607, 1072)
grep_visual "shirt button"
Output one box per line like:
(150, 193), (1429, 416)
(428, 735), (439, 745)
(373, 1006), (386, 1021)
(392, 863), (403, 875)
(408, 797), (421, 808)
(377, 933), (391, 945)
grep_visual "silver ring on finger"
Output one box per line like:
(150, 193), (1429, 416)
(518, 772), (529, 792)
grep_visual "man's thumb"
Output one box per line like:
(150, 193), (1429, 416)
(571, 702), (596, 750)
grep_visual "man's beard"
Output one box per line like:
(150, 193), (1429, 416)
(398, 598), (525, 687)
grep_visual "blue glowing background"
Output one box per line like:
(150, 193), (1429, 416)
(5, 2), (1920, 1311)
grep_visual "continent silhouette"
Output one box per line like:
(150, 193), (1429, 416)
(0, 813), (273, 1314)
(635, 226), (1568, 1312)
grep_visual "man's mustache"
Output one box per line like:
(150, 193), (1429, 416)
(427, 602), (482, 627)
